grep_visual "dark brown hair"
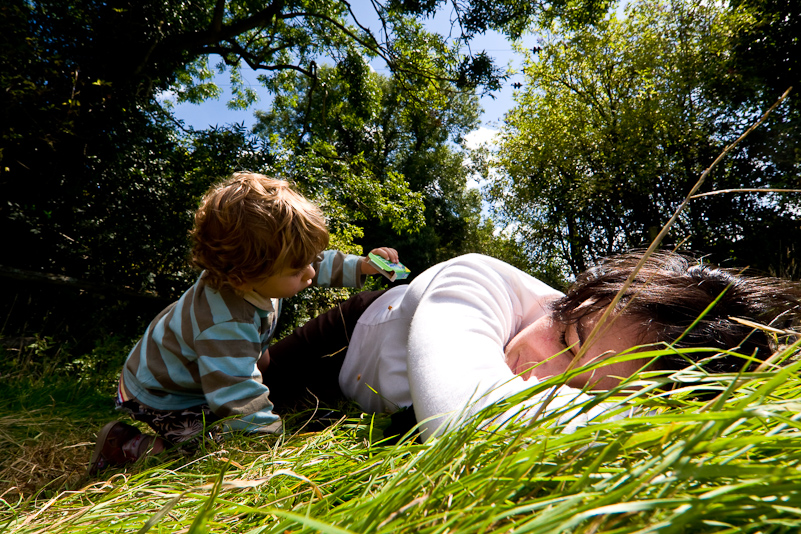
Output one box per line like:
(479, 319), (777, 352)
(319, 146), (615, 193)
(190, 172), (330, 292)
(552, 251), (801, 373)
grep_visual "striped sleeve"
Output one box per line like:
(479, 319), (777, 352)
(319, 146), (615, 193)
(312, 250), (366, 288)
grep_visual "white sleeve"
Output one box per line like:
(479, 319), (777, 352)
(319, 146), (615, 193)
(405, 254), (611, 441)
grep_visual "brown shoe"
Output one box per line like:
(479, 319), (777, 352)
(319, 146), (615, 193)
(87, 421), (142, 475)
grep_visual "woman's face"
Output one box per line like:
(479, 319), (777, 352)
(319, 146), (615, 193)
(504, 309), (651, 390)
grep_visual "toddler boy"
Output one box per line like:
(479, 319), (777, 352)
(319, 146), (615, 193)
(88, 172), (399, 473)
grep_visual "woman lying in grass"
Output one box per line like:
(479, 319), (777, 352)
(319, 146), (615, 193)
(263, 252), (801, 441)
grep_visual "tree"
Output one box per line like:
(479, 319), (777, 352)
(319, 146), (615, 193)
(487, 0), (801, 278)
(1, 0), (611, 291)
(252, 56), (516, 274)
(0, 0), (612, 348)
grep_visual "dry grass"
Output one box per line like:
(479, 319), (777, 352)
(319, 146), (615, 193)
(0, 411), (95, 499)
(0, 358), (121, 501)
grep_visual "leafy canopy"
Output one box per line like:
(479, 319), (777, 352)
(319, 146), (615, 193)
(5, 0), (606, 343)
(253, 54), (529, 281)
(1, 0), (610, 290)
(488, 0), (801, 278)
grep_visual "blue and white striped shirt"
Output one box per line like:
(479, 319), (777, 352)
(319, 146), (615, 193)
(121, 250), (365, 432)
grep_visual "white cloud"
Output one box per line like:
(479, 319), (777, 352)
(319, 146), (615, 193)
(464, 126), (499, 150)
(156, 89), (176, 102)
(462, 127), (504, 223)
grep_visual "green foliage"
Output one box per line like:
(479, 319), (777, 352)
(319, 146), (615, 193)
(1, 0), (611, 287)
(488, 0), (801, 277)
(253, 59), (527, 275)
(724, 0), (800, 115)
(0, 330), (136, 393)
(457, 0), (614, 38)
(0, 0), (614, 356)
(65, 335), (137, 388)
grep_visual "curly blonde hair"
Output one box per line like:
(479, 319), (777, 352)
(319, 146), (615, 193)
(190, 172), (329, 292)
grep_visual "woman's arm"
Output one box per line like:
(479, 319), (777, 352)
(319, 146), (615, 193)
(406, 255), (564, 440)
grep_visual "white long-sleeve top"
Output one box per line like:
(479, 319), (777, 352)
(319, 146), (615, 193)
(339, 253), (621, 441)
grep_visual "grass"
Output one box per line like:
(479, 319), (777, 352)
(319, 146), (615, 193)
(3, 340), (801, 533)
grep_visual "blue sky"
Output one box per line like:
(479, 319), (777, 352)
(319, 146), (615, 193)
(168, 6), (537, 143)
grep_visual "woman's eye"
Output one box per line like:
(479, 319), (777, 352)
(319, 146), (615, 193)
(560, 324), (580, 353)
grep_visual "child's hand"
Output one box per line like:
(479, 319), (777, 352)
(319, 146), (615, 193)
(360, 247), (400, 275)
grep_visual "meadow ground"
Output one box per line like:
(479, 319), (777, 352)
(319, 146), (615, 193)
(3, 341), (801, 534)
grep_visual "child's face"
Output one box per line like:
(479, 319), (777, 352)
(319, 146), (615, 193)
(245, 263), (315, 299)
(504, 308), (652, 390)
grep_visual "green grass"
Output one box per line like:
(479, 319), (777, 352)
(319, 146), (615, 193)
(3, 343), (801, 533)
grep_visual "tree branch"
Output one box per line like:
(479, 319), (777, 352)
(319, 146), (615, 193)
(143, 0), (287, 71)
(198, 45), (316, 77)
(279, 10), (392, 64)
(212, 0), (225, 34)
(298, 61), (319, 146)
(690, 188), (801, 199)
